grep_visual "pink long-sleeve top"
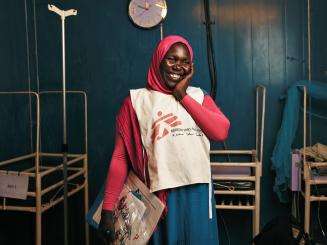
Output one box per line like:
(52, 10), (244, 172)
(102, 94), (230, 211)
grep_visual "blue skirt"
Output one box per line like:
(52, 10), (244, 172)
(149, 183), (219, 245)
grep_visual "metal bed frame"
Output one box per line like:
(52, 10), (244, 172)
(300, 86), (327, 234)
(210, 85), (266, 238)
(0, 91), (89, 245)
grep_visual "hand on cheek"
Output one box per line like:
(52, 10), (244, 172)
(173, 63), (194, 101)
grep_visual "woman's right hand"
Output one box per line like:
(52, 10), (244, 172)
(98, 210), (115, 245)
(172, 63), (194, 101)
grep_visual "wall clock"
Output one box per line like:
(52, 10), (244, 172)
(128, 0), (167, 29)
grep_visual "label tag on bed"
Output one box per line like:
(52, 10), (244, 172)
(0, 173), (29, 200)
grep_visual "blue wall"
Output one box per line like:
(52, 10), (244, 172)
(1, 0), (325, 244)
(312, 0), (327, 83)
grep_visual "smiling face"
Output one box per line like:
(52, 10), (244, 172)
(159, 42), (192, 89)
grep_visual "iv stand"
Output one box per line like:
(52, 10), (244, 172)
(48, 5), (77, 245)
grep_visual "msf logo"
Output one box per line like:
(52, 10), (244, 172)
(151, 111), (182, 143)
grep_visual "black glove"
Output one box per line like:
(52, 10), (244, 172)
(98, 210), (115, 245)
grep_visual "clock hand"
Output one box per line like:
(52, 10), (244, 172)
(137, 4), (148, 10)
(154, 3), (167, 9)
(145, 1), (150, 9)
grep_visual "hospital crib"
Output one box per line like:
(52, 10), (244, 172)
(0, 91), (89, 245)
(300, 86), (327, 234)
(210, 85), (266, 238)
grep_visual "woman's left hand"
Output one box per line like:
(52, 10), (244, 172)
(172, 63), (194, 101)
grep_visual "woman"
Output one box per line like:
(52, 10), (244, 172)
(99, 35), (230, 244)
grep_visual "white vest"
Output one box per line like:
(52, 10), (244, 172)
(130, 87), (211, 193)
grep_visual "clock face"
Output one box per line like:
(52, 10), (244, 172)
(128, 0), (167, 29)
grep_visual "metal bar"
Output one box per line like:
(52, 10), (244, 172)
(40, 166), (83, 171)
(83, 92), (88, 157)
(47, 5), (78, 244)
(27, 192), (36, 197)
(41, 169), (84, 195)
(303, 86), (307, 171)
(35, 173), (42, 245)
(82, 91), (89, 245)
(40, 152), (83, 158)
(61, 14), (69, 245)
(254, 163), (261, 236)
(27, 191), (36, 197)
(304, 181), (311, 233)
(310, 196), (327, 201)
(211, 162), (258, 167)
(40, 154), (86, 177)
(257, 85), (266, 163)
(256, 86), (259, 162)
(0, 170), (35, 177)
(0, 205), (36, 212)
(0, 191), (36, 197)
(210, 150), (255, 155)
(0, 153), (36, 167)
(0, 91), (38, 96)
(216, 205), (255, 210)
(39, 90), (86, 95)
(212, 175), (256, 181)
(160, 22), (163, 40)
(306, 162), (327, 167)
(214, 190), (255, 195)
(35, 93), (40, 175)
(83, 158), (90, 245)
(83, 87), (90, 245)
(24, 166), (36, 173)
(303, 88), (310, 235)
(41, 183), (85, 213)
(309, 179), (327, 185)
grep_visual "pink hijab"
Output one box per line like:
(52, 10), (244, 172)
(116, 35), (193, 215)
(146, 35), (193, 94)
